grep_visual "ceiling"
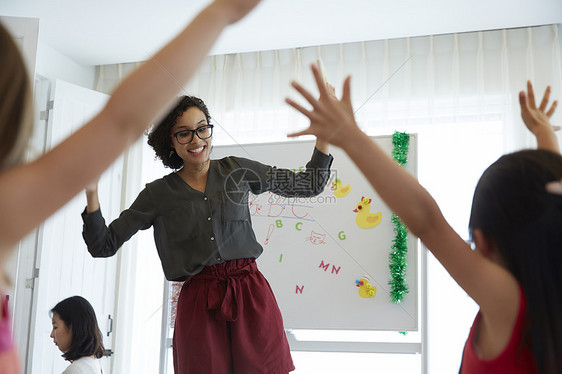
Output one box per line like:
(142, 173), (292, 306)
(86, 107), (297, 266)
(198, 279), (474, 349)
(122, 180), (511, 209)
(1, 0), (561, 66)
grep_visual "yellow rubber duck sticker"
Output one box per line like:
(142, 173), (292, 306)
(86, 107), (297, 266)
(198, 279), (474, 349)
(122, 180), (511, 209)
(356, 278), (376, 298)
(331, 178), (351, 198)
(353, 196), (382, 229)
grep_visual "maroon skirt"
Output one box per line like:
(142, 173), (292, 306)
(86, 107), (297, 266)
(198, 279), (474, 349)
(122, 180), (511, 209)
(172, 258), (294, 374)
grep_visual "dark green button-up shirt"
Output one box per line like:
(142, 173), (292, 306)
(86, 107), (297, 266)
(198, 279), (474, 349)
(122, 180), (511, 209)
(82, 148), (333, 281)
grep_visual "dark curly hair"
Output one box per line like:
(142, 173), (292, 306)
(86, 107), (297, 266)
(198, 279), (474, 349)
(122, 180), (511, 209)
(51, 296), (105, 362)
(147, 95), (212, 169)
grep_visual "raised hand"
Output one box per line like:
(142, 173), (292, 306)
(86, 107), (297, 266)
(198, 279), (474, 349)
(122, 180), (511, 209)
(519, 81), (558, 131)
(519, 81), (560, 153)
(214, 0), (262, 24)
(286, 64), (361, 149)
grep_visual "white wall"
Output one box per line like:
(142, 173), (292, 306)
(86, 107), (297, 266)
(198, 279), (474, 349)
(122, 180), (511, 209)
(35, 40), (95, 89)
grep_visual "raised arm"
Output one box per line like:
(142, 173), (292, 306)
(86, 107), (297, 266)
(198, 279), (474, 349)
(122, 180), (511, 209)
(519, 80), (560, 153)
(0, 0), (261, 250)
(286, 65), (519, 325)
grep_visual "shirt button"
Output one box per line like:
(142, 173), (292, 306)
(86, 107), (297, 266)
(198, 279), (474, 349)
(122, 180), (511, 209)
(207, 217), (211, 221)
(204, 196), (208, 201)
(216, 257), (222, 261)
(210, 236), (215, 241)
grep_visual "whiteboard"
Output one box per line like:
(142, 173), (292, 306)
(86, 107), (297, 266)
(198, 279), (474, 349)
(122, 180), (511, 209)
(212, 134), (418, 331)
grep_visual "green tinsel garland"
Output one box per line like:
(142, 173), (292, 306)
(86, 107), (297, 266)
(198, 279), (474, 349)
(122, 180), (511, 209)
(389, 131), (410, 304)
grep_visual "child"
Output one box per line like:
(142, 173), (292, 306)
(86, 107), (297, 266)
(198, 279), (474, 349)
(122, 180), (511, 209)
(0, 0), (261, 371)
(50, 296), (105, 374)
(286, 65), (562, 374)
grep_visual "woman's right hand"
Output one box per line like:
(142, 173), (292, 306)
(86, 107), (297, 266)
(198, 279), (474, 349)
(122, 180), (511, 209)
(85, 178), (99, 194)
(85, 178), (100, 213)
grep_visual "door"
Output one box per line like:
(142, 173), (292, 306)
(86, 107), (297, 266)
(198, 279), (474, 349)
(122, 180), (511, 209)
(27, 79), (120, 374)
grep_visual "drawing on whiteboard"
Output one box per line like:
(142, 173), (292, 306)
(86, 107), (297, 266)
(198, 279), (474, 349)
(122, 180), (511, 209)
(249, 201), (262, 215)
(353, 196), (382, 229)
(356, 277), (376, 299)
(264, 223), (274, 245)
(331, 178), (351, 198)
(305, 231), (327, 245)
(261, 201), (314, 221)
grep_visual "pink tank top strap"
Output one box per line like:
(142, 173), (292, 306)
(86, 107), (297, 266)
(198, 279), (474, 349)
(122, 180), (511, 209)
(0, 294), (13, 352)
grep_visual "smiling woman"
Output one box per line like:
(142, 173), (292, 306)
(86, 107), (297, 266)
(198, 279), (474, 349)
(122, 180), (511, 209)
(81, 94), (333, 374)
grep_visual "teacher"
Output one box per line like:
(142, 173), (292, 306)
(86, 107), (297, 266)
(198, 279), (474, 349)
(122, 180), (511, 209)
(81, 95), (333, 374)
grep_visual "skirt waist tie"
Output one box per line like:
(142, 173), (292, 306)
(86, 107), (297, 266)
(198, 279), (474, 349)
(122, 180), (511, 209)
(191, 259), (257, 322)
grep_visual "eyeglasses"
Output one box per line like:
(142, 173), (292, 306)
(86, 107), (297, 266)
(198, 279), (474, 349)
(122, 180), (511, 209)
(170, 125), (214, 144)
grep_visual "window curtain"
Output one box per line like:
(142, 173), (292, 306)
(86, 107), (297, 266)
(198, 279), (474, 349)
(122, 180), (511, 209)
(96, 24), (561, 151)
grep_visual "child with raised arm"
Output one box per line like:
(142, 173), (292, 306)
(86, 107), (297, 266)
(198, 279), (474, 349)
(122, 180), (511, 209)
(286, 64), (561, 374)
(0, 0), (261, 371)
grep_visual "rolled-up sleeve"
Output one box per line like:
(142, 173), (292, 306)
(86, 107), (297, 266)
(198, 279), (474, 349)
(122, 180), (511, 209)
(233, 147), (333, 197)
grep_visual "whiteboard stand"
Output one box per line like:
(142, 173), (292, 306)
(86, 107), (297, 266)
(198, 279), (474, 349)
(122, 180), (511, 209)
(421, 243), (428, 374)
(285, 241), (428, 374)
(285, 332), (422, 354)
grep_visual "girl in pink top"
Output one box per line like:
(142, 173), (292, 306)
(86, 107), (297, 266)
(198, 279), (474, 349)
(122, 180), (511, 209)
(0, 295), (20, 374)
(286, 66), (562, 374)
(0, 1), (260, 372)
